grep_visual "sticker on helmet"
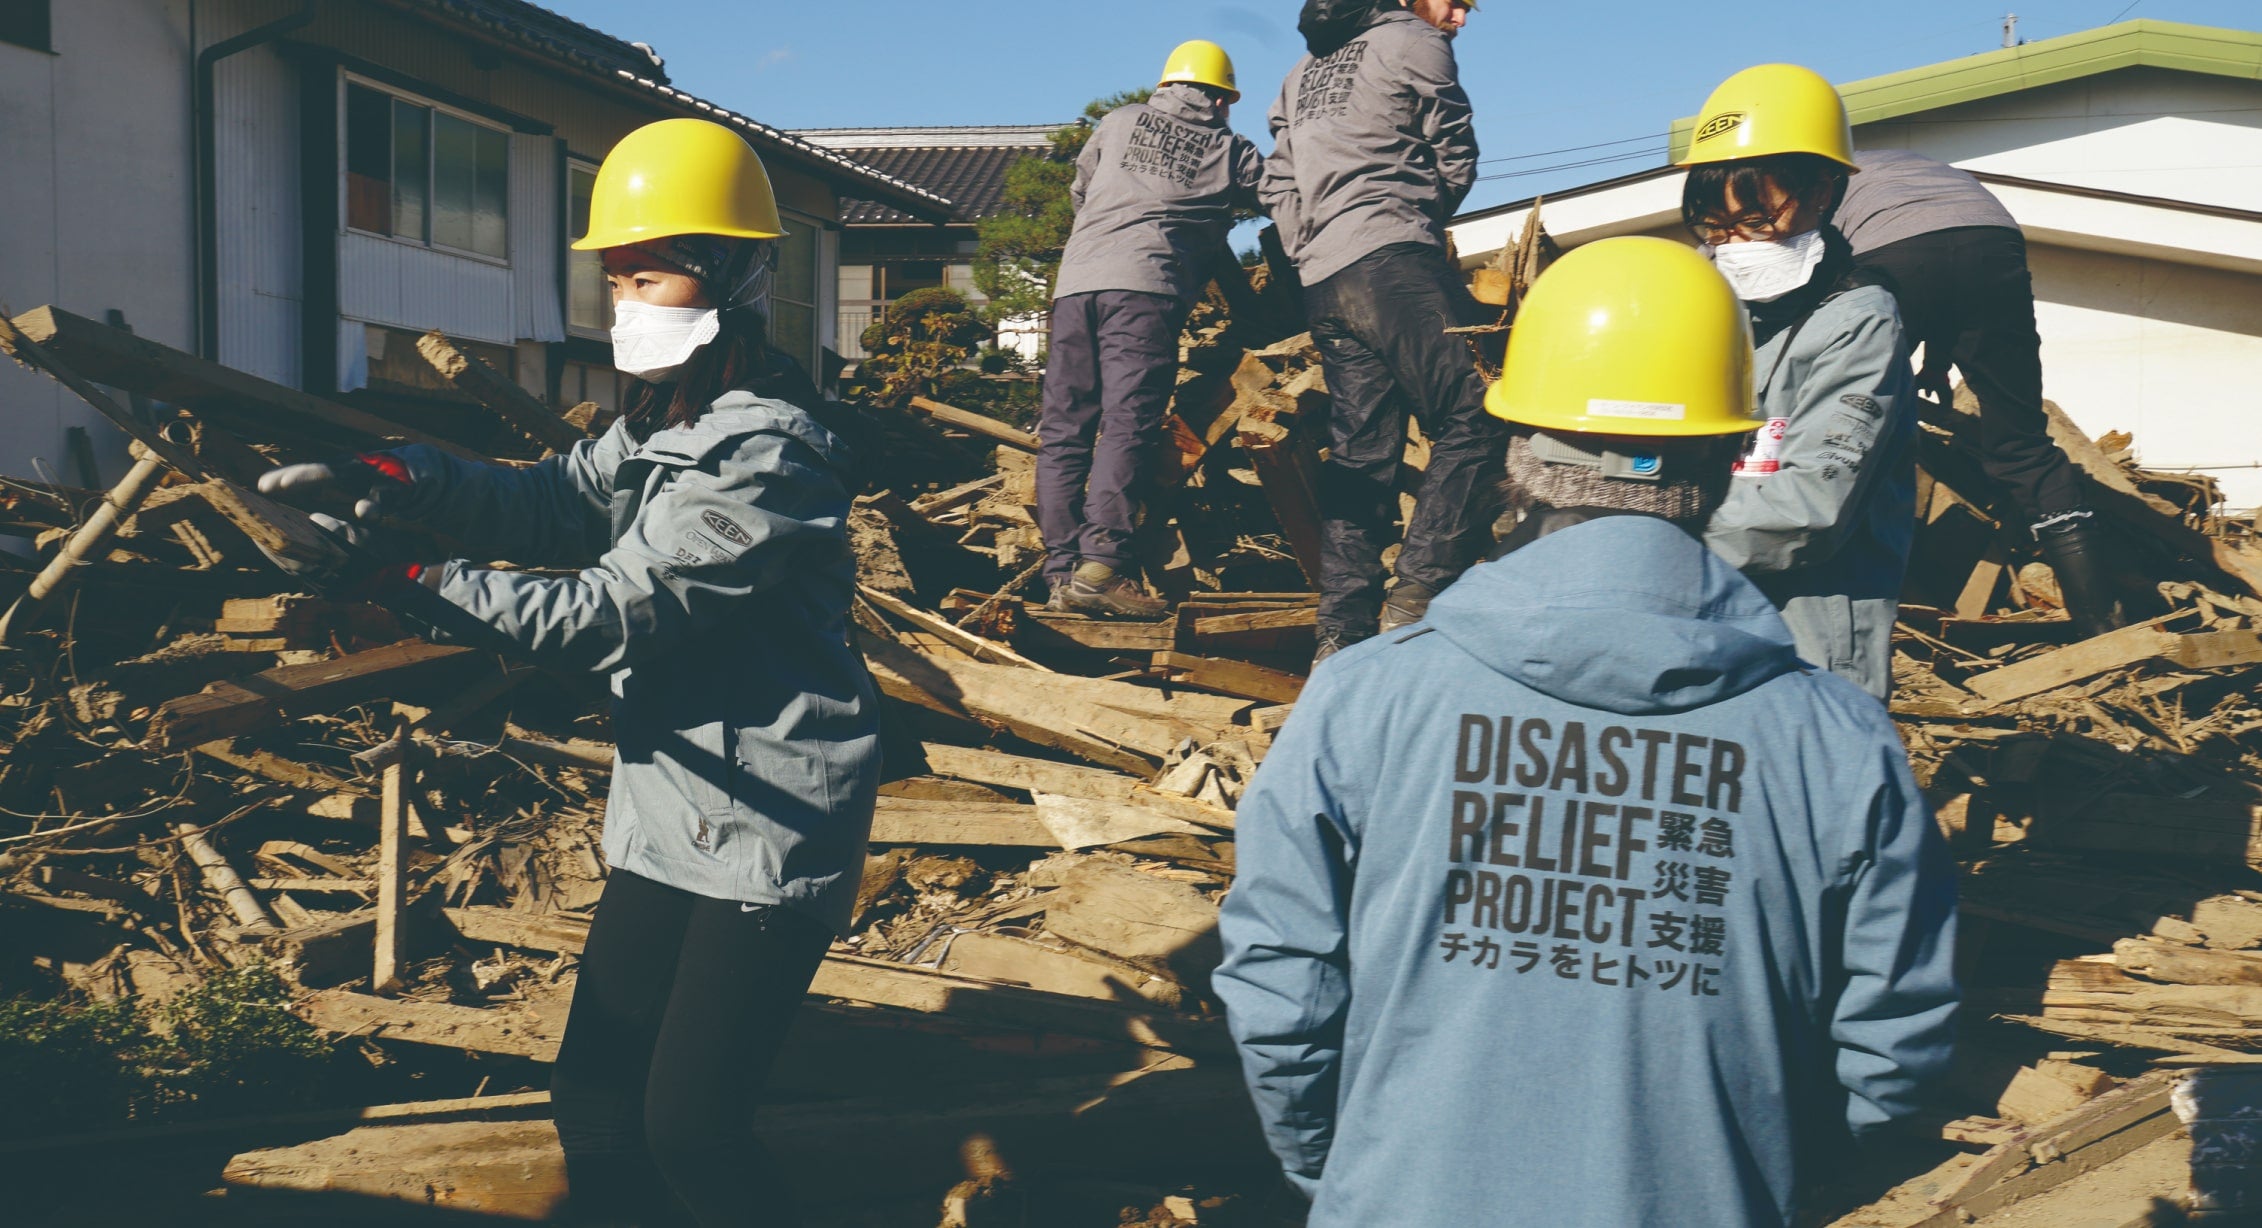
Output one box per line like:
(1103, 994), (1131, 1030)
(1695, 112), (1747, 143)
(1587, 399), (1688, 421)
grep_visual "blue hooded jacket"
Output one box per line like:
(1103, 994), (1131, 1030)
(1214, 516), (1957, 1227)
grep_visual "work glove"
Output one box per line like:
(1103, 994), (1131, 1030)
(252, 514), (517, 655)
(257, 447), (441, 524)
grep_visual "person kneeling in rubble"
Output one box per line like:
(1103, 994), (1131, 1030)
(256, 118), (877, 1226)
(1678, 65), (1917, 700)
(1214, 238), (1958, 1227)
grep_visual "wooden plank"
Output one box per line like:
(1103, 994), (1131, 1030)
(918, 744), (1235, 831)
(1031, 792), (1216, 850)
(416, 331), (586, 453)
(908, 395), (1039, 452)
(2025, 792), (2262, 863)
(2113, 937), (2262, 987)
(868, 797), (1057, 847)
(443, 907), (597, 955)
(1042, 859), (1221, 978)
(373, 719), (413, 995)
(218, 1060), (1260, 1215)
(908, 473), (1005, 516)
(859, 584), (1050, 670)
(11, 305), (486, 459)
(860, 634), (1184, 774)
(1193, 606), (1319, 638)
(809, 954), (1227, 1054)
(1020, 606), (1180, 653)
(1914, 1072), (2180, 1227)
(1237, 406), (1324, 587)
(1152, 651), (1304, 705)
(144, 641), (482, 750)
(1965, 620), (2188, 704)
(293, 989), (563, 1060)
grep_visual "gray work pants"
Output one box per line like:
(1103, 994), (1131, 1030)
(1035, 290), (1183, 586)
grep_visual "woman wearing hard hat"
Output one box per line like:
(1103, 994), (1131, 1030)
(256, 118), (878, 1223)
(1678, 65), (1918, 701)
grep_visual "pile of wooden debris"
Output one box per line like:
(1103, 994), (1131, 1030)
(1, 210), (2260, 1222)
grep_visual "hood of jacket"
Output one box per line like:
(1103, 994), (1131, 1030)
(1147, 82), (1225, 127)
(1423, 515), (1802, 715)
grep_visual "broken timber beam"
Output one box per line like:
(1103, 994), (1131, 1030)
(908, 395), (1039, 452)
(0, 449), (167, 643)
(7, 305), (486, 460)
(1236, 405), (1325, 586)
(1152, 651), (1305, 705)
(373, 718), (413, 995)
(416, 331), (588, 454)
(144, 640), (482, 750)
(1964, 620), (2262, 705)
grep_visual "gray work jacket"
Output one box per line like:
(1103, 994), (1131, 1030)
(1054, 83), (1264, 305)
(1261, 10), (1479, 286)
(1834, 149), (2020, 256)
(394, 396), (880, 933)
(1704, 284), (1917, 700)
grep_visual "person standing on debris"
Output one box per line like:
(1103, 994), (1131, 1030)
(1037, 40), (1265, 619)
(1834, 149), (2142, 636)
(1215, 237), (1960, 1227)
(1680, 65), (1917, 700)
(255, 118), (877, 1226)
(1264, 0), (1501, 663)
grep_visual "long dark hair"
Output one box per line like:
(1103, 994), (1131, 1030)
(1680, 153), (1849, 235)
(622, 306), (770, 436)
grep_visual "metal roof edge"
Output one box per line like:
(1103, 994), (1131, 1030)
(1666, 20), (2262, 159)
(1449, 164), (1681, 227)
(612, 72), (956, 221)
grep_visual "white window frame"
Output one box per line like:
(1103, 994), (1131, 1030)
(565, 156), (610, 339)
(339, 72), (513, 267)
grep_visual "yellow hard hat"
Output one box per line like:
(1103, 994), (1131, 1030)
(1159, 40), (1238, 102)
(1679, 63), (1856, 170)
(572, 118), (783, 251)
(1485, 237), (1759, 437)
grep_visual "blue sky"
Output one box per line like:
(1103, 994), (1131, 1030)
(545, 0), (2259, 214)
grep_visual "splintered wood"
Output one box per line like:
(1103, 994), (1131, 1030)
(4, 214), (2262, 1228)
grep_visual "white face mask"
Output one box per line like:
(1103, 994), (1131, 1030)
(1708, 229), (1827, 303)
(610, 301), (719, 382)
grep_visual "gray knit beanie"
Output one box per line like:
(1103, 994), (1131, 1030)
(1502, 430), (1737, 527)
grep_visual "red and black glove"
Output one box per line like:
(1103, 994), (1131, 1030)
(256, 451), (419, 523)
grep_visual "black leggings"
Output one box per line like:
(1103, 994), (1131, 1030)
(550, 867), (833, 1226)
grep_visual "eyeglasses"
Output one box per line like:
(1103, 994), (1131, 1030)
(1688, 196), (1798, 245)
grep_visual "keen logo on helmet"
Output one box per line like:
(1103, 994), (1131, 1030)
(1695, 112), (1746, 144)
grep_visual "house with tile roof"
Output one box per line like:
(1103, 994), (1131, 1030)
(795, 125), (1067, 360)
(0, 0), (951, 477)
(1447, 19), (2262, 510)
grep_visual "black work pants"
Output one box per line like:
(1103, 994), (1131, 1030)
(1036, 290), (1185, 587)
(1303, 242), (1505, 641)
(1861, 226), (2083, 525)
(550, 868), (832, 1226)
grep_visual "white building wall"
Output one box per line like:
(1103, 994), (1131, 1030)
(2029, 247), (2262, 510)
(1858, 68), (2262, 213)
(213, 39), (302, 388)
(0, 0), (196, 485)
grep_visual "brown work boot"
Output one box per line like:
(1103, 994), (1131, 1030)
(1060, 561), (1169, 621)
(1378, 580), (1439, 633)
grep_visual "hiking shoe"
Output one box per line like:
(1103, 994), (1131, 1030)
(1378, 580), (1440, 633)
(1059, 561), (1169, 621)
(1312, 626), (1366, 669)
